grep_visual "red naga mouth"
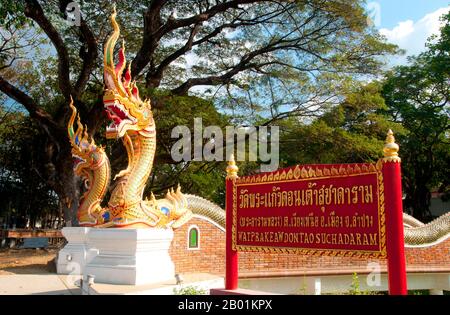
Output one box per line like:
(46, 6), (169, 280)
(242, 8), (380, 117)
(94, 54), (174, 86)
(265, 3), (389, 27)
(104, 101), (137, 136)
(105, 108), (121, 125)
(73, 155), (86, 168)
(106, 104), (127, 123)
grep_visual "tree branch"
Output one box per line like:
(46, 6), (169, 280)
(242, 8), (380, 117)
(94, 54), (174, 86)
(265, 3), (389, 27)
(169, 10), (345, 95)
(158, 0), (257, 33)
(40, 1), (98, 129)
(146, 23), (201, 88)
(132, 0), (260, 77)
(24, 0), (73, 101)
(0, 75), (60, 132)
(130, 0), (168, 77)
(74, 16), (98, 96)
(144, 12), (282, 88)
(170, 37), (295, 95)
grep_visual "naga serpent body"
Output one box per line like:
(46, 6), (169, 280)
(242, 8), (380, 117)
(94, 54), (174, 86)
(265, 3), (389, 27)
(403, 212), (450, 247)
(68, 8), (223, 229)
(67, 8), (450, 247)
(67, 101), (111, 226)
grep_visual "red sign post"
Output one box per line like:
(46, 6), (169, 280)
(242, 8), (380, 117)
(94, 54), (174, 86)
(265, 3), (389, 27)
(381, 130), (408, 294)
(225, 156), (239, 290)
(225, 130), (407, 295)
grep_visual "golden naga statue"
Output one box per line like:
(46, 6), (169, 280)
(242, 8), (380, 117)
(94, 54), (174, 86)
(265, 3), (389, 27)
(67, 8), (224, 229)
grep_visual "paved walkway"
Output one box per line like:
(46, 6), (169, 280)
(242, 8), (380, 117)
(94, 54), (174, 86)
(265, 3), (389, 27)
(0, 274), (81, 295)
(0, 273), (223, 295)
(92, 273), (223, 295)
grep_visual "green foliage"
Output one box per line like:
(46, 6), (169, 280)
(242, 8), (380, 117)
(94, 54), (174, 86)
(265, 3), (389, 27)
(173, 285), (208, 295)
(278, 82), (400, 168)
(409, 290), (429, 296)
(426, 12), (450, 78)
(0, 1), (29, 29)
(349, 273), (362, 295)
(144, 91), (230, 206)
(0, 107), (59, 227)
(381, 11), (450, 220)
(348, 273), (373, 295)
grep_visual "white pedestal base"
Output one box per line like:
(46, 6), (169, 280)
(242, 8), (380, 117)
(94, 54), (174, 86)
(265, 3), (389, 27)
(57, 227), (176, 285)
(57, 227), (95, 275)
(85, 228), (175, 285)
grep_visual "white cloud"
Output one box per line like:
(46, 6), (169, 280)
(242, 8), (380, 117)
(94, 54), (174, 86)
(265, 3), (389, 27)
(380, 6), (449, 66)
(380, 20), (415, 41)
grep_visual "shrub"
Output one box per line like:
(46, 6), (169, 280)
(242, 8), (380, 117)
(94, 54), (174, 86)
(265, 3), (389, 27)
(173, 285), (208, 295)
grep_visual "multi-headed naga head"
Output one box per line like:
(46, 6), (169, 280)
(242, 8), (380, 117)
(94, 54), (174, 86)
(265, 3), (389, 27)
(103, 8), (154, 139)
(68, 98), (106, 175)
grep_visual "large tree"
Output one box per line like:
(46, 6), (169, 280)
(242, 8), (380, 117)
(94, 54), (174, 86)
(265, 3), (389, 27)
(382, 11), (450, 221)
(0, 0), (397, 225)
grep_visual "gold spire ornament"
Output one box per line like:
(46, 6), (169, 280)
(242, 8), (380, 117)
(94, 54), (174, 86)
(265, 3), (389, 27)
(383, 129), (401, 163)
(226, 154), (239, 180)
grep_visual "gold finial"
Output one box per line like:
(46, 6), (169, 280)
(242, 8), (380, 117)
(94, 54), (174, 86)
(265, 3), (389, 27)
(226, 153), (239, 180)
(383, 129), (401, 162)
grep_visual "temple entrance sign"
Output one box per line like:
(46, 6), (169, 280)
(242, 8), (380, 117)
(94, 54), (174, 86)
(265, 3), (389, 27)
(225, 130), (408, 295)
(233, 163), (385, 256)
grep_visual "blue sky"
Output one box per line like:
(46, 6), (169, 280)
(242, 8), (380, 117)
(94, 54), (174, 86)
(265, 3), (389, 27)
(366, 1), (450, 65)
(372, 0), (449, 29)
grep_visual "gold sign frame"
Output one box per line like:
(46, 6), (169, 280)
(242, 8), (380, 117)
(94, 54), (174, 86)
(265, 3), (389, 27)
(231, 162), (387, 258)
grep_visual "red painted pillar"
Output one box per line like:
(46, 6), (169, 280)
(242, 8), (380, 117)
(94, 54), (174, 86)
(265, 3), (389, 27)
(225, 178), (238, 290)
(225, 155), (239, 290)
(381, 130), (407, 295)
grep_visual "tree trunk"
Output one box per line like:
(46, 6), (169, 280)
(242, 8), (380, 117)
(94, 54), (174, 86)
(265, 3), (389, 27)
(408, 184), (432, 222)
(57, 161), (81, 227)
(43, 139), (82, 227)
